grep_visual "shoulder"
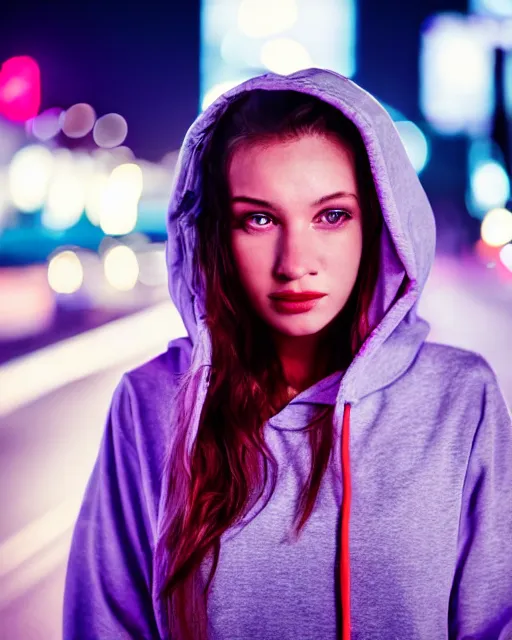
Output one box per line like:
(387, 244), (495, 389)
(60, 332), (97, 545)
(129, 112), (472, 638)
(119, 335), (193, 432)
(388, 343), (510, 468)
(127, 335), (193, 383)
(416, 341), (499, 388)
(107, 336), (193, 500)
(391, 341), (507, 423)
(123, 335), (193, 400)
(412, 341), (511, 427)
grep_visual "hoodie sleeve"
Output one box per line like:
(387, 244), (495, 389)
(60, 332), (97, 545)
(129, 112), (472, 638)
(449, 364), (512, 640)
(63, 376), (160, 640)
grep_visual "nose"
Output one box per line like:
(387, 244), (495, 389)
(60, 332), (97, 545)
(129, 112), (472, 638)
(273, 227), (318, 281)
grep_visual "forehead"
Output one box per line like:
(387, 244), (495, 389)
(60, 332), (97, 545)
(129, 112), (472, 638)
(227, 133), (358, 199)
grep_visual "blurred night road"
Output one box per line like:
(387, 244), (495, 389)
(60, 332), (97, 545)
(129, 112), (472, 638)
(0, 304), (178, 640)
(0, 367), (132, 640)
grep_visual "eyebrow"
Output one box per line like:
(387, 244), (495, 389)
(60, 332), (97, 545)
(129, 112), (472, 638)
(231, 191), (359, 209)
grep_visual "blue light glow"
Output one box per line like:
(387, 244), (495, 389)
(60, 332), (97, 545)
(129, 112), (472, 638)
(200, 0), (356, 111)
(470, 0), (512, 18)
(471, 160), (511, 210)
(395, 121), (430, 174)
(420, 13), (495, 135)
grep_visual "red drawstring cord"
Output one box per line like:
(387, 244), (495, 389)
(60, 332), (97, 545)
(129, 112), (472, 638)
(340, 402), (352, 640)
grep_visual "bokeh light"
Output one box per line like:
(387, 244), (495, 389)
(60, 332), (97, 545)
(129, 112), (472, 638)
(8, 145), (54, 212)
(0, 265), (55, 340)
(0, 118), (25, 165)
(61, 103), (96, 139)
(481, 208), (512, 247)
(201, 80), (240, 111)
(499, 243), (512, 272)
(84, 171), (109, 226)
(420, 15), (493, 135)
(42, 152), (86, 230)
(47, 250), (84, 294)
(29, 107), (64, 141)
(109, 145), (135, 163)
(99, 163), (142, 236)
(0, 56), (41, 122)
(237, 0), (298, 38)
(474, 237), (501, 266)
(161, 150), (179, 170)
(395, 121), (430, 174)
(93, 113), (128, 148)
(122, 231), (150, 249)
(113, 161), (142, 194)
(137, 246), (167, 287)
(0, 170), (10, 227)
(202, 0), (355, 109)
(260, 37), (313, 74)
(471, 161), (510, 211)
(471, 0), (512, 17)
(220, 30), (264, 68)
(103, 244), (139, 291)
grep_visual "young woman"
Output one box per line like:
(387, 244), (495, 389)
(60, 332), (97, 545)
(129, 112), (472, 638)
(63, 69), (512, 640)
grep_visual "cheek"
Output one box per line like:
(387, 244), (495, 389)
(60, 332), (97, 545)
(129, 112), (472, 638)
(324, 228), (363, 283)
(231, 235), (272, 295)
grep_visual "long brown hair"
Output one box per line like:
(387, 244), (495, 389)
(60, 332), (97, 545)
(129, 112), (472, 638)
(158, 90), (382, 639)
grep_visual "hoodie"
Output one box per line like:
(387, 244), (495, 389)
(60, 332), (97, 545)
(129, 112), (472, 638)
(63, 69), (512, 640)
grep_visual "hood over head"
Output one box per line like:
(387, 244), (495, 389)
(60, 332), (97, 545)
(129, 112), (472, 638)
(165, 68), (436, 438)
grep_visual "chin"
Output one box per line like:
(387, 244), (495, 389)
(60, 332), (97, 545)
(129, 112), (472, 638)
(268, 315), (331, 338)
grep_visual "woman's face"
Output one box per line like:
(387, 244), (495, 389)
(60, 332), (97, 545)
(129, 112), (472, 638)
(228, 133), (364, 339)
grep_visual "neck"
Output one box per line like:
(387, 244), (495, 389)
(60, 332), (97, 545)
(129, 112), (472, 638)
(273, 331), (328, 394)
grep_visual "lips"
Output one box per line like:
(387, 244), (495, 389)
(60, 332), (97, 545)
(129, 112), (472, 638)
(268, 291), (327, 302)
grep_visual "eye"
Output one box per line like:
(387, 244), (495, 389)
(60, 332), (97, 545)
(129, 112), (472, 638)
(244, 213), (274, 228)
(318, 209), (352, 226)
